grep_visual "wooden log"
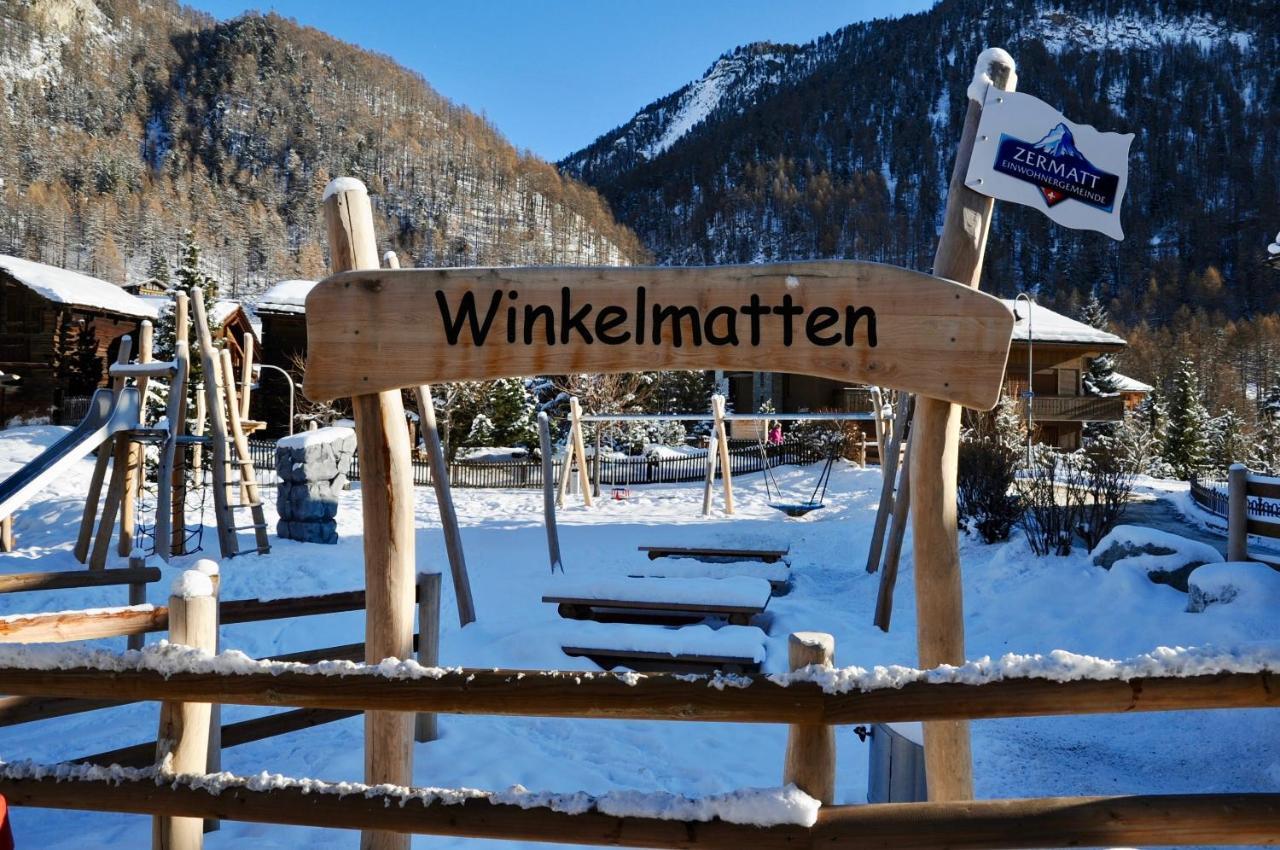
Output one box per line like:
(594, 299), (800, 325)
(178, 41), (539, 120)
(414, 572), (441, 742)
(220, 348), (269, 557)
(0, 514), (12, 553)
(0, 662), (1273, 726)
(193, 559), (221, 832)
(570, 396), (592, 507)
(556, 410), (576, 508)
(701, 425), (719, 517)
(874, 426), (914, 632)
(191, 383), (206, 474)
(239, 334), (254, 422)
(0, 566), (160, 594)
(712, 394), (734, 515)
(323, 177), (415, 850)
(119, 320), (154, 557)
(153, 341), (187, 561)
(782, 632), (835, 804)
(909, 49), (1016, 803)
(153, 572), (216, 850)
(88, 434), (131, 569)
(2, 771), (1278, 850)
(871, 386), (888, 466)
(76, 335), (133, 563)
(866, 393), (910, 574)
(413, 385), (475, 625)
(127, 554), (149, 652)
(1228, 463), (1248, 561)
(190, 290), (236, 558)
(171, 293), (190, 555)
(537, 412), (564, 573)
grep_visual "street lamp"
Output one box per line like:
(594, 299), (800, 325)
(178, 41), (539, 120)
(252, 363), (296, 436)
(1014, 292), (1035, 468)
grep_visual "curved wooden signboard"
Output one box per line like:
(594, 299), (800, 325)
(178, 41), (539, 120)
(303, 261), (1015, 410)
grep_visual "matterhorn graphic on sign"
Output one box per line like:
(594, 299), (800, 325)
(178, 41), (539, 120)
(965, 89), (1132, 240)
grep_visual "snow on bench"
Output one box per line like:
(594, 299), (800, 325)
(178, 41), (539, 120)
(629, 560), (791, 594)
(560, 622), (767, 674)
(544, 576), (772, 625)
(638, 545), (789, 563)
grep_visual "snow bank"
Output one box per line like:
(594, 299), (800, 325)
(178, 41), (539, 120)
(546, 575), (772, 608)
(0, 760), (819, 827)
(276, 426), (355, 450)
(967, 47), (1018, 103)
(1091, 524), (1222, 590)
(561, 622), (767, 663)
(1187, 562), (1280, 613)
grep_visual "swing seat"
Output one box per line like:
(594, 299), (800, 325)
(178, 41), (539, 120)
(769, 501), (825, 517)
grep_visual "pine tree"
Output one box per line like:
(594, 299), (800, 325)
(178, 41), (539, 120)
(1207, 409), (1250, 472)
(1260, 384), (1280, 423)
(1080, 294), (1119, 397)
(149, 231), (221, 420)
(145, 243), (170, 290)
(1162, 359), (1211, 479)
(1250, 417), (1280, 475)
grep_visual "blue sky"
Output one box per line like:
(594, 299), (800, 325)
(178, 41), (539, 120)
(187, 0), (936, 161)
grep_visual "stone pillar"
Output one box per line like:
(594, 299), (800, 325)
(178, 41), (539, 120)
(275, 426), (356, 544)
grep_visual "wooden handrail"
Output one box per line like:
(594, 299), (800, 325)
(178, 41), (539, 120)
(0, 769), (1275, 849)
(0, 567), (161, 594)
(0, 664), (1271, 725)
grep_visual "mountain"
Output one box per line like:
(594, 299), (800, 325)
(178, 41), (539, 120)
(560, 0), (1278, 324)
(1032, 123), (1086, 161)
(0, 0), (645, 300)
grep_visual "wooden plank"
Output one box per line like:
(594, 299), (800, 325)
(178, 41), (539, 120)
(561, 646), (761, 673)
(1244, 518), (1280, 539)
(569, 396), (592, 507)
(303, 262), (1016, 410)
(0, 566), (160, 594)
(639, 545), (788, 563)
(874, 427), (914, 632)
(712, 394), (734, 514)
(544, 595), (766, 616)
(0, 605), (165, 643)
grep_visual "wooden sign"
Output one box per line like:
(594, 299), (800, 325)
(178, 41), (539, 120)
(303, 261), (1015, 410)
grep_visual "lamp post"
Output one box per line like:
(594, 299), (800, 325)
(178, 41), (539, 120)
(1014, 292), (1035, 468)
(253, 363), (296, 436)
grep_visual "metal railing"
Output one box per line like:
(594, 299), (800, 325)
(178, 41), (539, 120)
(1023, 395), (1125, 422)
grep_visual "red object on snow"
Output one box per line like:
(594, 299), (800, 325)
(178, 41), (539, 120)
(0, 793), (13, 850)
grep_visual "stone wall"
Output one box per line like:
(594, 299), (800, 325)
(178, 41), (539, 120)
(275, 427), (356, 544)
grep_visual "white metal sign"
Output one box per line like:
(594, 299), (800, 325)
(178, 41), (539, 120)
(965, 89), (1133, 241)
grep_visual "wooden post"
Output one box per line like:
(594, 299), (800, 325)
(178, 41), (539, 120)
(783, 632), (836, 804)
(414, 572), (441, 742)
(193, 558), (221, 833)
(908, 48), (1016, 803)
(238, 334), (254, 423)
(701, 426), (719, 517)
(219, 348), (270, 554)
(76, 335), (132, 564)
(127, 554), (147, 652)
(537, 412), (564, 573)
(190, 291), (236, 559)
(191, 384), (206, 474)
(712, 394), (734, 515)
(871, 387), (888, 465)
(1227, 464), (1248, 561)
(171, 293), (190, 556)
(413, 386), (475, 626)
(866, 393), (910, 574)
(152, 570), (215, 850)
(556, 412), (575, 509)
(118, 322), (153, 557)
(0, 515), (12, 553)
(592, 428), (602, 499)
(90, 432), (131, 570)
(569, 397), (592, 507)
(874, 426), (914, 632)
(324, 177), (415, 850)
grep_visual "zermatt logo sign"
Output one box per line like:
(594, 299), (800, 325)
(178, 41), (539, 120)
(966, 90), (1132, 240)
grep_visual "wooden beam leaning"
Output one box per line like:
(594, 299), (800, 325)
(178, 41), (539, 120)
(1, 772), (1278, 850)
(323, 177), (415, 850)
(866, 392), (910, 574)
(712, 394), (734, 514)
(909, 49), (1017, 803)
(302, 262), (1015, 411)
(119, 320), (153, 557)
(874, 424), (914, 632)
(76, 335), (133, 563)
(569, 396), (593, 507)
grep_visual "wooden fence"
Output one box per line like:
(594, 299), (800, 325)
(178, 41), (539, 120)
(1190, 465), (1280, 562)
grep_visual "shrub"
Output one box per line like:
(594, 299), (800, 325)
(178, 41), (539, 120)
(957, 397), (1025, 543)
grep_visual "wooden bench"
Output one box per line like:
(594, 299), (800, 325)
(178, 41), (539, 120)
(544, 576), (772, 626)
(629, 560), (791, 594)
(638, 545), (790, 563)
(560, 623), (766, 674)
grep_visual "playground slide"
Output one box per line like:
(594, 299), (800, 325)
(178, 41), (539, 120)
(0, 387), (141, 520)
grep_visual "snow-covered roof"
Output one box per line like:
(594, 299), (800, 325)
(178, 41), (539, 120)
(1003, 299), (1126, 348)
(254, 279), (316, 315)
(1112, 372), (1153, 393)
(210, 299), (246, 327)
(0, 254), (157, 320)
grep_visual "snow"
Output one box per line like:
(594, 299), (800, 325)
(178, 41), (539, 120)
(1027, 10), (1253, 55)
(458, 447), (528, 463)
(1090, 524), (1223, 580)
(634, 560), (789, 585)
(208, 300), (244, 328)
(562, 622), (767, 663)
(966, 48), (1017, 103)
(1004, 299), (1125, 347)
(171, 570), (213, 599)
(1111, 372), (1153, 393)
(192, 558), (220, 578)
(322, 177), (368, 201)
(1188, 562), (1280, 613)
(277, 426), (355, 450)
(545, 576), (772, 608)
(0, 254), (157, 319)
(3, 425), (1280, 848)
(255, 279), (317, 314)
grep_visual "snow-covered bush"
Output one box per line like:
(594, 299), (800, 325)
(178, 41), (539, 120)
(1017, 447), (1086, 556)
(958, 396), (1024, 543)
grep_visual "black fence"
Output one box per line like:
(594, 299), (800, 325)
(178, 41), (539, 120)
(244, 437), (826, 490)
(1188, 477), (1280, 521)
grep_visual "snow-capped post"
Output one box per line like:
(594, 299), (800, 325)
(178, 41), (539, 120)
(783, 632), (836, 804)
(0, 515), (11, 553)
(1227, 464), (1248, 562)
(909, 46), (1017, 803)
(193, 558), (221, 833)
(537, 412), (564, 573)
(322, 176), (415, 850)
(414, 571), (441, 743)
(712, 394), (734, 514)
(413, 386), (475, 626)
(153, 569), (216, 850)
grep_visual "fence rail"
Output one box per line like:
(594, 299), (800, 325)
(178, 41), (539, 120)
(1189, 476), (1280, 521)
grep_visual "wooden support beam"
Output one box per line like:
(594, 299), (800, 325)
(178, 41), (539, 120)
(171, 292), (190, 556)
(0, 663), (1272, 725)
(783, 633), (835, 804)
(712, 394), (734, 514)
(153, 573), (216, 850)
(2, 772), (1278, 850)
(414, 572), (441, 742)
(570, 396), (592, 507)
(874, 426), (914, 633)
(323, 177), (415, 850)
(537, 412), (564, 573)
(701, 423), (719, 517)
(1228, 463), (1248, 561)
(866, 393), (910, 574)
(119, 320), (153, 557)
(76, 335), (133, 564)
(0, 566), (160, 594)
(910, 49), (1016, 802)
(190, 289), (236, 558)
(0, 514), (12, 553)
(413, 386), (475, 626)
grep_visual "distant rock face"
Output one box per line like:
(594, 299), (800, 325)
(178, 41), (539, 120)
(1091, 525), (1223, 592)
(275, 427), (356, 545)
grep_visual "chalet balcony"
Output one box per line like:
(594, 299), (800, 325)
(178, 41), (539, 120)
(1023, 395), (1125, 422)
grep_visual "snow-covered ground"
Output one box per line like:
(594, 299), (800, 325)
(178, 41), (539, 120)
(1, 425), (1278, 848)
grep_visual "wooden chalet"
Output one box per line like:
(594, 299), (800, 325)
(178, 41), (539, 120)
(0, 254), (156, 423)
(253, 279), (316, 435)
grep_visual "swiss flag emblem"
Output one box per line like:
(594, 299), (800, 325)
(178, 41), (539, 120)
(1039, 186), (1067, 207)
